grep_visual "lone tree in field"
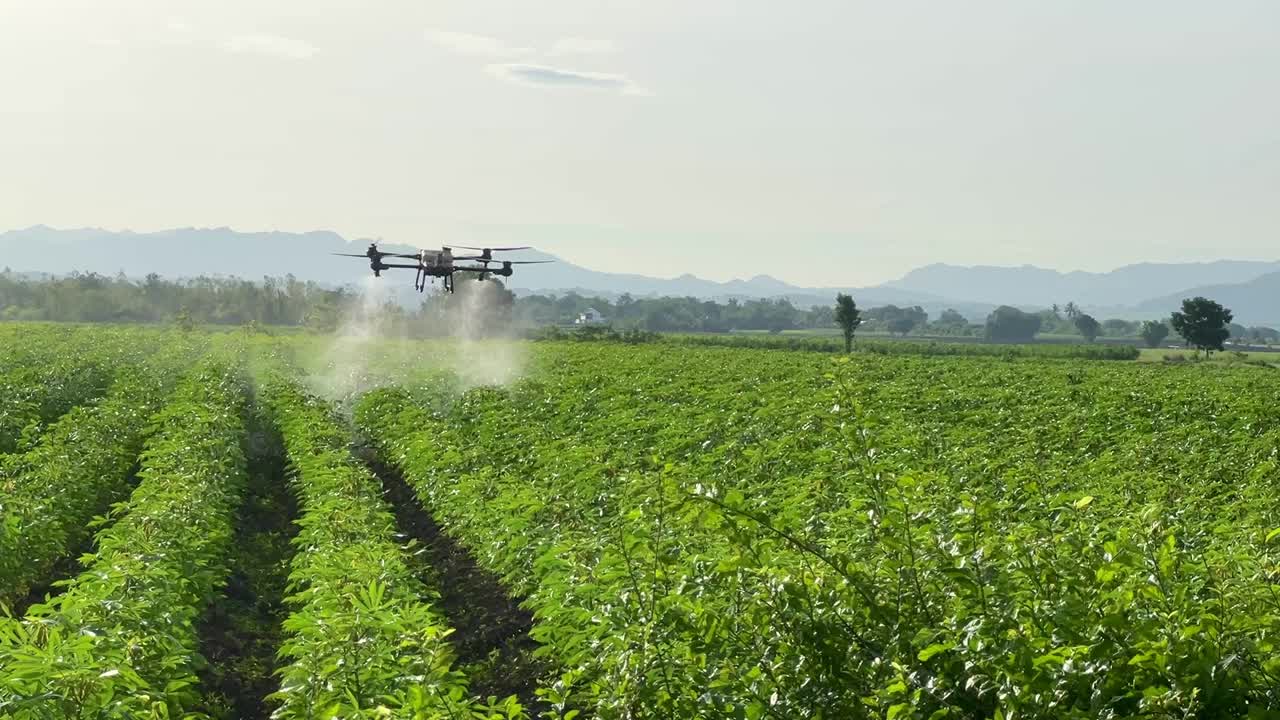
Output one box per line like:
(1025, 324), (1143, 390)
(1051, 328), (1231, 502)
(1140, 320), (1169, 348)
(834, 293), (862, 352)
(174, 307), (195, 332)
(1170, 296), (1232, 356)
(985, 305), (1042, 343)
(865, 304), (927, 337)
(1074, 313), (1100, 343)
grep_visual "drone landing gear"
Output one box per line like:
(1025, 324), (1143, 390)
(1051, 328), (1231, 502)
(413, 270), (454, 293)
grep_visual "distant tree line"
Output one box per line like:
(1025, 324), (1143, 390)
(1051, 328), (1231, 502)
(0, 270), (518, 337)
(2, 270), (1276, 351)
(0, 271), (339, 327)
(515, 292), (814, 333)
(517, 292), (980, 336)
(835, 294), (1274, 354)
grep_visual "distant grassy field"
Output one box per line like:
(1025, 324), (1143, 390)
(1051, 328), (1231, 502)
(1137, 347), (1280, 365)
(735, 327), (1141, 344)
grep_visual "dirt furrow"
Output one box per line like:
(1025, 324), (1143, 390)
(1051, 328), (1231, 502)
(195, 421), (297, 719)
(360, 447), (547, 710)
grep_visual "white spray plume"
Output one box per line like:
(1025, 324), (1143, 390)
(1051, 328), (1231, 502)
(308, 276), (408, 409)
(451, 279), (526, 391)
(306, 275), (525, 408)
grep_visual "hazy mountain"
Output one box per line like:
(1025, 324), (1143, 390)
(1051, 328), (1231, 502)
(888, 260), (1280, 308)
(1, 225), (378, 284)
(2, 225), (962, 310)
(0, 225), (813, 298)
(2, 226), (1276, 323)
(502, 252), (971, 313)
(1135, 271), (1280, 326)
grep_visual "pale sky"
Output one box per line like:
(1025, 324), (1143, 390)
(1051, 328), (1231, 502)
(2, 1), (1277, 286)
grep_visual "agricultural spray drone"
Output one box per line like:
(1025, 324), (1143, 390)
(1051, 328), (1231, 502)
(334, 242), (551, 293)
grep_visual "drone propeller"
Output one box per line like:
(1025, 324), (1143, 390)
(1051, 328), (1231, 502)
(456, 259), (553, 268)
(454, 245), (532, 252)
(331, 249), (419, 260)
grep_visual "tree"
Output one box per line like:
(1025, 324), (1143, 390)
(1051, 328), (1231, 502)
(985, 305), (1042, 342)
(304, 297), (342, 333)
(887, 316), (916, 336)
(834, 294), (862, 352)
(1140, 320), (1169, 348)
(1102, 318), (1136, 337)
(1038, 309), (1064, 332)
(1074, 313), (1100, 342)
(1063, 302), (1080, 320)
(930, 308), (973, 336)
(807, 305), (834, 330)
(864, 304), (926, 336)
(174, 307), (195, 332)
(1170, 296), (1233, 356)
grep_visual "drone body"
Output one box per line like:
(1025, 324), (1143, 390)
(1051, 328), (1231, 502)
(334, 242), (550, 293)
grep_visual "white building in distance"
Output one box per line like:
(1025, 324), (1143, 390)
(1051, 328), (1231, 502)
(575, 307), (607, 325)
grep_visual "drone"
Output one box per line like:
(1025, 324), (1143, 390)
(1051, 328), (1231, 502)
(334, 242), (550, 293)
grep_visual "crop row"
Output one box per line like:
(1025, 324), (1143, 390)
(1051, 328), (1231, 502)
(0, 341), (204, 605)
(0, 358), (116, 454)
(356, 342), (1280, 719)
(262, 373), (523, 719)
(0, 326), (183, 374)
(0, 356), (249, 716)
(0, 325), (97, 374)
(0, 327), (181, 455)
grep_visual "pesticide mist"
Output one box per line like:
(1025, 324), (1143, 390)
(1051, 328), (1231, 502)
(307, 276), (526, 408)
(451, 279), (527, 390)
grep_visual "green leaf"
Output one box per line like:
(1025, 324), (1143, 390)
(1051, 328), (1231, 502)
(917, 642), (953, 662)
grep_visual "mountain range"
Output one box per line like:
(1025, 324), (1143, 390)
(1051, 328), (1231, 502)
(2, 225), (1278, 325)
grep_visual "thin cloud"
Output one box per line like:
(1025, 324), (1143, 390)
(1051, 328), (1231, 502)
(549, 37), (617, 55)
(222, 34), (317, 60)
(161, 19), (196, 46)
(425, 29), (530, 56)
(487, 63), (651, 96)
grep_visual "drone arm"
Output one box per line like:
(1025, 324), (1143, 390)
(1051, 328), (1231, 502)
(455, 265), (512, 278)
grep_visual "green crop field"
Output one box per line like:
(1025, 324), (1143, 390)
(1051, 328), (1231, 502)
(2, 324), (1280, 719)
